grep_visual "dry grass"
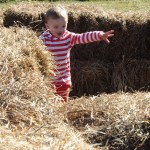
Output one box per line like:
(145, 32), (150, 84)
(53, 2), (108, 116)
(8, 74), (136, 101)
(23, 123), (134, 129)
(0, 2), (150, 149)
(70, 59), (150, 96)
(63, 92), (150, 149)
(3, 1), (150, 18)
(0, 8), (4, 27)
(0, 124), (96, 150)
(3, 1), (150, 30)
(1, 87), (149, 149)
(111, 59), (150, 92)
(71, 60), (112, 96)
(0, 27), (149, 149)
(0, 27), (56, 129)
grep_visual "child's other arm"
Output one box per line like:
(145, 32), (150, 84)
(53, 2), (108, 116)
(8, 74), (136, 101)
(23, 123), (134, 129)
(70, 30), (114, 45)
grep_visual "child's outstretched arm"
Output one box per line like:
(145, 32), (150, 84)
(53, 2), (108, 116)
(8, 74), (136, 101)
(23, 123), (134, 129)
(70, 30), (114, 45)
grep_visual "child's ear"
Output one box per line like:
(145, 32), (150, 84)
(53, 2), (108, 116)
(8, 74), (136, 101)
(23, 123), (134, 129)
(45, 23), (49, 29)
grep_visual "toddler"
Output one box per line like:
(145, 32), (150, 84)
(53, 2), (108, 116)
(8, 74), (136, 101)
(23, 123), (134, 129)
(40, 6), (114, 102)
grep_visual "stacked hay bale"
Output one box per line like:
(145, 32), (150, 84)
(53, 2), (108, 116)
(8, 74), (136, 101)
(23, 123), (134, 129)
(0, 27), (56, 128)
(71, 60), (113, 96)
(3, 2), (150, 96)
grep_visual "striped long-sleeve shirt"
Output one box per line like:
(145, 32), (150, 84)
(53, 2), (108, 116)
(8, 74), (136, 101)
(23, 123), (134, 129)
(40, 30), (104, 86)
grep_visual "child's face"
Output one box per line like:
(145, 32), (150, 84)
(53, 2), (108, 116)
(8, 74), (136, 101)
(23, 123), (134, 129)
(45, 17), (67, 38)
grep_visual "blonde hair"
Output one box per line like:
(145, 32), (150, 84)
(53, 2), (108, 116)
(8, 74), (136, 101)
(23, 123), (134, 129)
(45, 6), (68, 23)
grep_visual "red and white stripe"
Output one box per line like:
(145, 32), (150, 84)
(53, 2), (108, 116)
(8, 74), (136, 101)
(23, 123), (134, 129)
(40, 30), (104, 85)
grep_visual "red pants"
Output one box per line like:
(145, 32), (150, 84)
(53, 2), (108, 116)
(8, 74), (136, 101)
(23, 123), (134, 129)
(55, 84), (70, 102)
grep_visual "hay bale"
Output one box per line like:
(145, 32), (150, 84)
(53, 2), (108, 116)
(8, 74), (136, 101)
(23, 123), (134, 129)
(67, 11), (79, 32)
(70, 60), (113, 96)
(71, 59), (150, 96)
(0, 7), (5, 27)
(3, 9), (45, 31)
(0, 27), (55, 128)
(76, 12), (99, 33)
(62, 92), (150, 149)
(111, 59), (150, 92)
(3, 3), (150, 61)
(0, 121), (96, 150)
(71, 16), (150, 61)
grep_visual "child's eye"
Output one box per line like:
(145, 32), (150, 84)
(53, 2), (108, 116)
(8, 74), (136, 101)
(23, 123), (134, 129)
(54, 26), (58, 29)
(62, 26), (66, 28)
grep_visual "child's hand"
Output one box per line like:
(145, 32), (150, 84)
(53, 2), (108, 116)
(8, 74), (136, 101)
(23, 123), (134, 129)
(101, 30), (114, 44)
